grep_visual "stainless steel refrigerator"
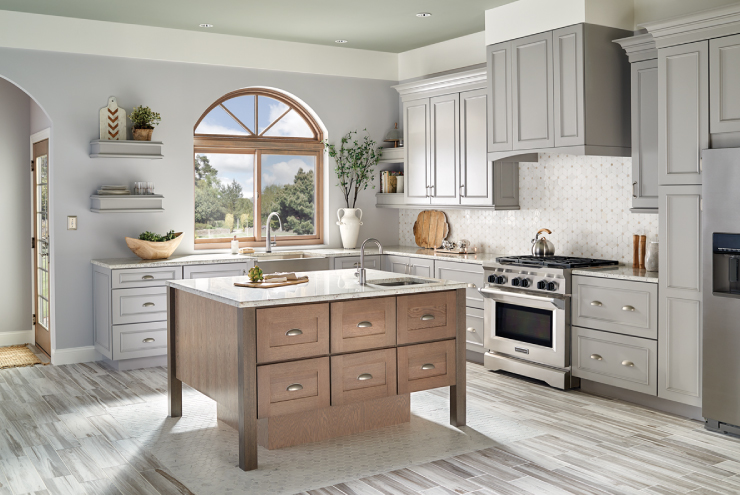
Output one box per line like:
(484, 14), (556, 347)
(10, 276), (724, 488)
(703, 148), (740, 434)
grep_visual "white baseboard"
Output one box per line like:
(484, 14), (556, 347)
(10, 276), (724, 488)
(0, 330), (34, 346)
(51, 346), (101, 366)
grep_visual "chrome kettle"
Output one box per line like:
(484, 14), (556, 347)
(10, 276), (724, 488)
(531, 228), (555, 257)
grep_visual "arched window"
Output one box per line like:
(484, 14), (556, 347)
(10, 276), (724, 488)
(194, 88), (324, 249)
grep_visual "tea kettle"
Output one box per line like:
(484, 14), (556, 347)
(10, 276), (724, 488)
(532, 228), (555, 257)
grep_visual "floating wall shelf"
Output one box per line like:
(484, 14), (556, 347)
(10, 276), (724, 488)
(90, 195), (164, 213)
(378, 147), (404, 164)
(90, 140), (164, 159)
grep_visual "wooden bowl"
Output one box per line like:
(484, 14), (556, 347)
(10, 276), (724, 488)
(125, 232), (183, 260)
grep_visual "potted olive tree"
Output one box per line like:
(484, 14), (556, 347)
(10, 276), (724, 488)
(129, 106), (161, 141)
(325, 130), (382, 249)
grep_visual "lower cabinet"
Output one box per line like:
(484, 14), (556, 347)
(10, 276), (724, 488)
(113, 322), (168, 360)
(398, 340), (457, 394)
(257, 357), (331, 419)
(333, 255), (381, 270)
(331, 348), (397, 406)
(465, 307), (484, 353)
(382, 255), (434, 277)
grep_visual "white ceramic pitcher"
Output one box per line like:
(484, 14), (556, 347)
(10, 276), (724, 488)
(336, 208), (363, 249)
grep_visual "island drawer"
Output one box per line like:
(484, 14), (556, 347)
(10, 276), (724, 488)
(111, 287), (168, 325)
(330, 297), (396, 353)
(331, 349), (397, 407)
(111, 266), (182, 289)
(572, 326), (657, 396)
(257, 357), (330, 418)
(398, 340), (456, 394)
(397, 291), (457, 344)
(256, 303), (330, 364)
(572, 276), (657, 339)
(112, 322), (167, 360)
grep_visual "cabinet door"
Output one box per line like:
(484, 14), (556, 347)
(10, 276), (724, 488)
(429, 94), (460, 205)
(460, 89), (491, 206)
(333, 256), (381, 270)
(183, 263), (248, 279)
(487, 41), (512, 152)
(710, 34), (740, 134)
(403, 99), (431, 204)
(658, 185), (702, 407)
(659, 41), (708, 186)
(434, 260), (484, 309)
(512, 31), (554, 150)
(632, 59), (659, 212)
(383, 255), (410, 274)
(408, 257), (434, 278)
(553, 24), (584, 147)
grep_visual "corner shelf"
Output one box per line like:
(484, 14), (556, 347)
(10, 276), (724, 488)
(375, 192), (405, 207)
(90, 195), (164, 213)
(90, 140), (164, 159)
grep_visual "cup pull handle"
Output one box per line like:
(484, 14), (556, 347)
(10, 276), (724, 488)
(287, 384), (303, 392)
(142, 302), (155, 308)
(286, 329), (303, 337)
(141, 275), (155, 280)
(622, 360), (635, 367)
(421, 364), (435, 370)
(421, 314), (435, 321)
(590, 354), (603, 361)
(622, 305), (635, 312)
(357, 321), (373, 328)
(590, 301), (603, 307)
(467, 327), (476, 333)
(358, 373), (373, 381)
(467, 283), (476, 288)
(143, 338), (155, 343)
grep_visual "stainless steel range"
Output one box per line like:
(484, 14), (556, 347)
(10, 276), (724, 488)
(480, 255), (618, 389)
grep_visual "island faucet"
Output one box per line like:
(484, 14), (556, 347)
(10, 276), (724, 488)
(265, 212), (282, 253)
(356, 238), (383, 285)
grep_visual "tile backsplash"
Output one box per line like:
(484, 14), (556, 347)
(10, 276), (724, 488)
(399, 154), (659, 264)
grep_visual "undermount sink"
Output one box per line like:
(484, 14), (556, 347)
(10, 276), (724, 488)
(369, 278), (432, 287)
(253, 252), (324, 261)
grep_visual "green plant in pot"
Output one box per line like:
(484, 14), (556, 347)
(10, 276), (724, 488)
(129, 105), (161, 141)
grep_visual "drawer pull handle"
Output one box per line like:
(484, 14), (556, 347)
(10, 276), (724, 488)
(358, 373), (373, 381)
(622, 360), (635, 367)
(467, 327), (476, 333)
(590, 354), (603, 361)
(421, 314), (435, 321)
(287, 384), (303, 392)
(590, 301), (603, 307)
(622, 305), (635, 312)
(421, 363), (435, 370)
(142, 338), (156, 343)
(357, 321), (373, 328)
(467, 283), (477, 288)
(285, 329), (303, 337)
(142, 302), (155, 308)
(141, 275), (155, 280)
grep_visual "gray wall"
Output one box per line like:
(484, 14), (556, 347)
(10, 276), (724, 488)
(0, 48), (399, 350)
(0, 77), (32, 334)
(31, 99), (51, 135)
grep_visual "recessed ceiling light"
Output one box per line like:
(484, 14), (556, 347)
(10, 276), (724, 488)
(416, 12), (432, 17)
(199, 23), (213, 28)
(335, 39), (348, 44)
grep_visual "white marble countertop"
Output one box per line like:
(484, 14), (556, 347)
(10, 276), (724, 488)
(166, 269), (469, 308)
(572, 266), (659, 283)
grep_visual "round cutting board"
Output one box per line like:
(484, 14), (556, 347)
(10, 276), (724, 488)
(413, 210), (449, 249)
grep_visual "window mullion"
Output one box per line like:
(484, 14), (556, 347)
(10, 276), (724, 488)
(254, 150), (262, 242)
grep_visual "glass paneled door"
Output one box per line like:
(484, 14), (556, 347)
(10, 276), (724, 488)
(33, 139), (50, 356)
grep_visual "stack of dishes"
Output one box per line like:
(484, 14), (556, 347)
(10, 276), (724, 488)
(96, 185), (130, 195)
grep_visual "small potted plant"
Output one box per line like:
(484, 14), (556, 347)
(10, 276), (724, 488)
(129, 105), (161, 141)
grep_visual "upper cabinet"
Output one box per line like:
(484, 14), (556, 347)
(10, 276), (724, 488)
(403, 99), (431, 205)
(710, 34), (740, 135)
(487, 23), (632, 161)
(429, 94), (460, 205)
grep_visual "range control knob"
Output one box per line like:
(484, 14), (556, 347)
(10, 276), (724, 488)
(511, 278), (521, 287)
(520, 278), (531, 288)
(536, 280), (547, 290)
(547, 281), (558, 291)
(495, 275), (507, 285)
(487, 275), (497, 284)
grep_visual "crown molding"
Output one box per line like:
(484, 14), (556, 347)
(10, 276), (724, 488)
(614, 33), (657, 63)
(639, 3), (740, 49)
(392, 68), (486, 100)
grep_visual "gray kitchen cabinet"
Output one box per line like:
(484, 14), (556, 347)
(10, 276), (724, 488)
(434, 260), (484, 309)
(466, 307), (485, 353)
(658, 185), (702, 407)
(511, 31), (554, 151)
(429, 93), (460, 205)
(383, 254), (411, 274)
(486, 41), (512, 153)
(659, 41), (708, 186)
(183, 262), (248, 279)
(408, 257), (434, 278)
(553, 24), (585, 147)
(333, 255), (381, 270)
(631, 59), (659, 212)
(710, 34), (740, 135)
(461, 89), (492, 206)
(382, 255), (433, 278)
(403, 99), (431, 205)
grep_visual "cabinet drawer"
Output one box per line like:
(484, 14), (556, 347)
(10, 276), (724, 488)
(466, 307), (484, 347)
(572, 326), (657, 396)
(331, 349), (397, 407)
(397, 291), (457, 344)
(183, 263), (248, 279)
(256, 303), (329, 364)
(257, 357), (330, 418)
(111, 266), (182, 289)
(330, 297), (396, 353)
(398, 340), (456, 394)
(334, 256), (381, 270)
(111, 287), (167, 325)
(435, 261), (484, 309)
(573, 275), (658, 339)
(112, 322), (167, 360)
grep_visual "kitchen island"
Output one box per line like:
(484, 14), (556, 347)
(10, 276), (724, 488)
(166, 269), (468, 471)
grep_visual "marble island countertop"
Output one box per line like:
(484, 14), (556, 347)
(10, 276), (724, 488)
(167, 268), (469, 308)
(572, 265), (659, 283)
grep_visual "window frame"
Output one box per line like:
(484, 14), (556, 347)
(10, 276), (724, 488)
(194, 89), (324, 250)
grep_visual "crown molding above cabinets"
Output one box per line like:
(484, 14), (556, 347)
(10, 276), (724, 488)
(639, 3), (740, 49)
(613, 33), (658, 63)
(392, 69), (487, 102)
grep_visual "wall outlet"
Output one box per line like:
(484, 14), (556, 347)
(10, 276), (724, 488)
(67, 216), (77, 230)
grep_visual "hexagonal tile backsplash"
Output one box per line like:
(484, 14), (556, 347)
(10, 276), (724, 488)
(399, 154), (658, 264)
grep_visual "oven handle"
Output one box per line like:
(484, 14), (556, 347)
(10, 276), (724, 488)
(478, 286), (567, 309)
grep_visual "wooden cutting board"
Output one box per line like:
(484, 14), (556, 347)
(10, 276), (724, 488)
(413, 210), (449, 249)
(234, 277), (309, 289)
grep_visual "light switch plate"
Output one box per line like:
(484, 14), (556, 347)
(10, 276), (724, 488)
(67, 216), (77, 230)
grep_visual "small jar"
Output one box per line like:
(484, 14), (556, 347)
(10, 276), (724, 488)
(231, 235), (239, 254)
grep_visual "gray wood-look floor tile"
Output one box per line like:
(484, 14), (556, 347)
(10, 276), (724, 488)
(57, 415), (99, 441)
(42, 475), (87, 495)
(407, 463), (483, 493)
(385, 469), (437, 492)
(87, 416), (128, 443)
(57, 447), (107, 483)
(24, 444), (70, 480)
(78, 437), (126, 470)
(102, 464), (159, 495)
(464, 475), (531, 495)
(335, 480), (384, 495)
(37, 421), (80, 450)
(1, 456), (47, 494)
(82, 478), (123, 495)
(111, 439), (163, 473)
(139, 470), (194, 495)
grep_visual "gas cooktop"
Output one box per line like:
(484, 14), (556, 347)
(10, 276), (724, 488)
(494, 255), (620, 269)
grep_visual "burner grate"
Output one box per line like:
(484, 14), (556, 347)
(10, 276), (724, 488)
(495, 255), (619, 269)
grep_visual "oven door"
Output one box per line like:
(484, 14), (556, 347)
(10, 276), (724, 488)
(480, 287), (569, 369)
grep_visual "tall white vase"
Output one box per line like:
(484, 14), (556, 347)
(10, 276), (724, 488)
(337, 208), (363, 249)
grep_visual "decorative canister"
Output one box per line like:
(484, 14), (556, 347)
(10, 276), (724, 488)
(645, 241), (659, 272)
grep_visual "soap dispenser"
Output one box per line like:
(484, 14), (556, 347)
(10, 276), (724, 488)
(231, 235), (239, 254)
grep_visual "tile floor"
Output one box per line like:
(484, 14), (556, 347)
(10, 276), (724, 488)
(6, 346), (740, 495)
